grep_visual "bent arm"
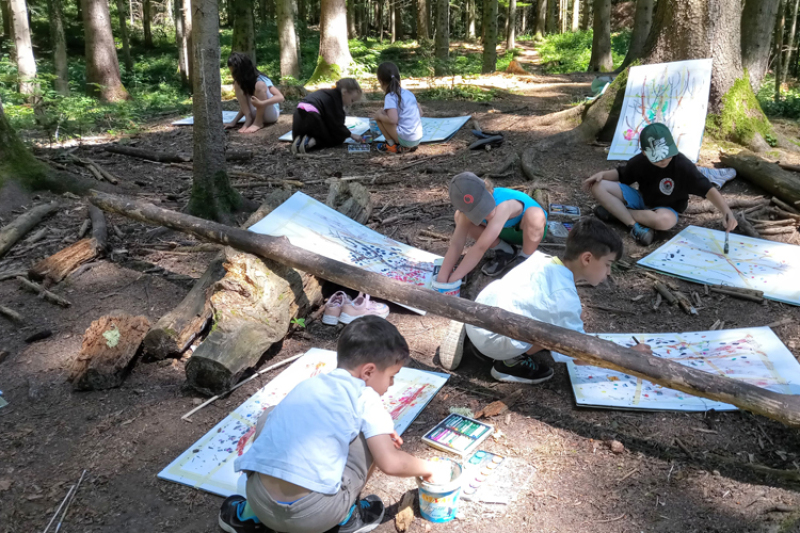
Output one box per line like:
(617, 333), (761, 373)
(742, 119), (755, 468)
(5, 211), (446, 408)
(367, 434), (433, 478)
(437, 218), (470, 283)
(448, 215), (507, 282)
(705, 187), (737, 231)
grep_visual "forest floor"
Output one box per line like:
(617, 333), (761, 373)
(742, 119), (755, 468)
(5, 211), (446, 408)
(3, 65), (800, 533)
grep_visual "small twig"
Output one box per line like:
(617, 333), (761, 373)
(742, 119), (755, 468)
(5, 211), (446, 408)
(587, 303), (634, 314)
(617, 468), (639, 484)
(766, 317), (793, 329)
(674, 437), (694, 458)
(0, 304), (23, 323)
(594, 513), (626, 523)
(54, 470), (86, 533)
(42, 485), (75, 533)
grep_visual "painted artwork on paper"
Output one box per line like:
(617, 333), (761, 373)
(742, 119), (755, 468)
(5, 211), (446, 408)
(561, 327), (800, 411)
(637, 226), (800, 306)
(158, 348), (448, 497)
(608, 59), (713, 162)
(278, 116), (470, 144)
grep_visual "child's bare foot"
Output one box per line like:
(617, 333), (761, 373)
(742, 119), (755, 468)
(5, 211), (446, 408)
(240, 122), (265, 134)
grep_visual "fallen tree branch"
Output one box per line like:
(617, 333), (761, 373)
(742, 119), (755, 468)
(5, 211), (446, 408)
(719, 152), (800, 207)
(89, 191), (800, 429)
(684, 197), (769, 215)
(0, 203), (60, 258)
(16, 276), (71, 307)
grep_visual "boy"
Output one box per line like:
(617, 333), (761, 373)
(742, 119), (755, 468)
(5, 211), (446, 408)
(463, 217), (651, 384)
(583, 122), (737, 246)
(221, 316), (439, 533)
(435, 172), (548, 284)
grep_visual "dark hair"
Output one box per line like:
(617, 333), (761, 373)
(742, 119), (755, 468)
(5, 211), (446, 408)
(377, 62), (402, 109)
(227, 52), (262, 97)
(564, 217), (623, 261)
(337, 316), (410, 371)
(336, 77), (362, 97)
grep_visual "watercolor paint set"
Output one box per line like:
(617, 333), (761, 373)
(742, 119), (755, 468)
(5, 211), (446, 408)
(348, 144), (371, 153)
(461, 450), (505, 501)
(548, 204), (581, 221)
(422, 414), (494, 456)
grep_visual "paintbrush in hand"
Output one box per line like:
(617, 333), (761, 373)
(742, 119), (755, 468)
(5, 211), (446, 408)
(723, 214), (730, 254)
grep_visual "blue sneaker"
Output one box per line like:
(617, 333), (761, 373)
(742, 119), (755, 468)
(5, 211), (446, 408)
(630, 223), (654, 246)
(218, 495), (272, 533)
(330, 495), (385, 533)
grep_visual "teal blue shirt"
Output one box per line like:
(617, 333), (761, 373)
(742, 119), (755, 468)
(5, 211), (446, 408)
(488, 188), (545, 227)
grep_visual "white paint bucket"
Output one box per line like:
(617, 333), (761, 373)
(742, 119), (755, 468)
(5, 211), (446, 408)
(431, 279), (462, 298)
(416, 458), (463, 523)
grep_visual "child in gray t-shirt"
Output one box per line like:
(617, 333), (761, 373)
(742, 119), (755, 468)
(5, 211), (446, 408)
(373, 62), (424, 154)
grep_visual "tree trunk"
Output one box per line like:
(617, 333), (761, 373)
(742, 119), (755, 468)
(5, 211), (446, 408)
(506, 0), (515, 50)
(434, 0), (448, 73)
(618, 0), (651, 70)
(232, 0), (257, 65)
(570, 0), (578, 31)
(719, 151), (800, 207)
(89, 191), (800, 429)
(394, 0), (402, 40)
(308, 0), (352, 82)
(362, 0), (369, 35)
(377, 0), (383, 41)
(49, 0), (70, 94)
(1, 0), (11, 38)
(534, 0), (545, 37)
(545, 0), (556, 33)
(587, 0), (611, 71)
(277, 0), (301, 77)
(417, 0), (429, 39)
(299, 0), (306, 23)
(519, 3), (526, 34)
(560, 0), (567, 33)
(189, 0), (242, 222)
(115, 0), (133, 75)
(82, 0), (130, 101)
(783, 0), (799, 85)
(165, 0), (175, 26)
(580, 0), (590, 30)
(0, 96), (53, 190)
(389, 0), (395, 41)
(9, 0), (37, 95)
(347, 0), (356, 37)
(464, 0), (474, 40)
(776, 0), (786, 101)
(143, 0), (153, 46)
(742, 0), (780, 92)
(178, 0), (192, 88)
(482, 0), (496, 72)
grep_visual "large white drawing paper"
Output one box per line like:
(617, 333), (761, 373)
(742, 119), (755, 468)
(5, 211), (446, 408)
(172, 110), (246, 126)
(562, 327), (800, 411)
(637, 225), (800, 306)
(158, 348), (449, 497)
(278, 116), (470, 144)
(608, 59), (713, 162)
(278, 116), (371, 143)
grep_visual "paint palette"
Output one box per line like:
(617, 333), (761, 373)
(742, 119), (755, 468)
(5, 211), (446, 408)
(548, 204), (581, 221)
(348, 144), (370, 153)
(460, 450), (505, 501)
(422, 414), (494, 456)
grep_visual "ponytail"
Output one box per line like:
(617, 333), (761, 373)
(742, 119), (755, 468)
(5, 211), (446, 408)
(377, 62), (403, 109)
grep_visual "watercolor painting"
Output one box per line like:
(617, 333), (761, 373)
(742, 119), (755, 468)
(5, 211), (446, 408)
(158, 348), (448, 497)
(278, 116), (470, 144)
(638, 225), (800, 306)
(248, 192), (443, 313)
(559, 327), (800, 411)
(608, 59), (713, 162)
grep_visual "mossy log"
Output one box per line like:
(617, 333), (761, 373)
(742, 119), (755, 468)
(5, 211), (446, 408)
(0, 203), (60, 258)
(29, 238), (100, 285)
(719, 151), (800, 207)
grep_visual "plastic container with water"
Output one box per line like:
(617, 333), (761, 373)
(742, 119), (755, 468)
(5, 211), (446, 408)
(416, 458), (463, 523)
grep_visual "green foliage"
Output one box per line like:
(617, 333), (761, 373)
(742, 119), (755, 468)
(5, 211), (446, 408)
(705, 75), (773, 145)
(534, 30), (630, 74)
(757, 75), (800, 120)
(418, 85), (496, 102)
(290, 317), (306, 328)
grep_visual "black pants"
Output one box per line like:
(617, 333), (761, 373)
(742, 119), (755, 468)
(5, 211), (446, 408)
(292, 109), (343, 151)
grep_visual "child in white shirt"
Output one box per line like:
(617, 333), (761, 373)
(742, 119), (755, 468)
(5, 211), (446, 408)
(373, 62), (423, 154)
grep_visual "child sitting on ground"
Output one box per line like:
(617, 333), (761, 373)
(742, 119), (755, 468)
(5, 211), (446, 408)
(225, 52), (284, 134)
(220, 316), (440, 533)
(290, 78), (365, 154)
(435, 172), (548, 283)
(373, 62), (423, 154)
(464, 217), (652, 384)
(583, 122), (737, 245)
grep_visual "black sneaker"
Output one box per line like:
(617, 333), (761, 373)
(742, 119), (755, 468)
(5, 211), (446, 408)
(490, 356), (554, 384)
(481, 249), (519, 277)
(629, 222), (655, 246)
(331, 495), (385, 533)
(219, 495), (273, 533)
(593, 205), (612, 222)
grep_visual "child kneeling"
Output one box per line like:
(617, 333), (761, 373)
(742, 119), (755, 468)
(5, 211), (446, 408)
(465, 217), (651, 384)
(220, 316), (438, 533)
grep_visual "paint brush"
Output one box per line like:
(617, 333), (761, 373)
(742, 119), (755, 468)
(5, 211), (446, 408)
(724, 214), (730, 254)
(631, 336), (640, 345)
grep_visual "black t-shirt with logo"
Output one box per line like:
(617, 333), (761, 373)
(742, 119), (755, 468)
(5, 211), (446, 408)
(616, 153), (713, 213)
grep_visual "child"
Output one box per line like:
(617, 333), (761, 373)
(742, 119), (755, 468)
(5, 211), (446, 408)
(225, 53), (285, 134)
(221, 316), (440, 533)
(583, 122), (737, 245)
(435, 172), (548, 282)
(290, 78), (365, 154)
(373, 62), (423, 154)
(464, 217), (652, 384)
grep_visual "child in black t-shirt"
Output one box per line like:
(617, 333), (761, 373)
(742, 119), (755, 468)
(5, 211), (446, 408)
(582, 123), (737, 245)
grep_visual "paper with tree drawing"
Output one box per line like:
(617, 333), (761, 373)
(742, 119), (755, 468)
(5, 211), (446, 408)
(559, 327), (800, 411)
(158, 348), (448, 497)
(277, 116), (470, 144)
(608, 59), (713, 162)
(637, 225), (800, 306)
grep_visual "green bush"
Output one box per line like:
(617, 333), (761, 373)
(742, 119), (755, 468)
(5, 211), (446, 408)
(757, 75), (800, 120)
(417, 85), (496, 102)
(536, 30), (630, 74)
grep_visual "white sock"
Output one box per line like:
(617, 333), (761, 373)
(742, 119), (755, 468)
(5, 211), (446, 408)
(519, 250), (531, 259)
(491, 240), (514, 254)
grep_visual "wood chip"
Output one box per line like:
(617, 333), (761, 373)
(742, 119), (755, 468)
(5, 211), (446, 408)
(395, 491), (415, 532)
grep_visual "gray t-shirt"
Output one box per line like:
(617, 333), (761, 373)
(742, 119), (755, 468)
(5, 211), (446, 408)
(384, 88), (423, 142)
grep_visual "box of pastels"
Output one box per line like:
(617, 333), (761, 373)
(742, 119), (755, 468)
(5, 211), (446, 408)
(421, 414), (494, 456)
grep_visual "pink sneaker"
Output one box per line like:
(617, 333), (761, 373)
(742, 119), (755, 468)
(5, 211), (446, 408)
(322, 291), (352, 326)
(339, 293), (390, 324)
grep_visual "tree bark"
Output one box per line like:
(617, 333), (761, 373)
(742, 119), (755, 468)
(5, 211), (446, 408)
(571, 0), (579, 31)
(9, 0), (37, 95)
(742, 0), (781, 92)
(308, 0), (352, 81)
(232, 0), (257, 65)
(82, 0), (130, 101)
(347, 0), (356, 38)
(1, 0), (11, 38)
(49, 0), (70, 95)
(277, 0), (301, 78)
(560, 0), (566, 33)
(116, 0), (133, 75)
(417, 0), (429, 39)
(506, 0), (515, 50)
(580, 0), (590, 30)
(393, 0), (402, 40)
(618, 0), (652, 70)
(29, 238), (100, 284)
(434, 0), (448, 73)
(776, 0), (786, 101)
(519, 3), (526, 35)
(89, 190), (800, 429)
(545, 0), (556, 33)
(587, 0), (611, 72)
(783, 0), (799, 85)
(481, 0), (496, 72)
(178, 0), (193, 88)
(143, 0), (153, 46)
(389, 0), (395, 42)
(719, 151), (800, 207)
(377, 0), (384, 41)
(534, 0), (546, 38)
(0, 203), (60, 258)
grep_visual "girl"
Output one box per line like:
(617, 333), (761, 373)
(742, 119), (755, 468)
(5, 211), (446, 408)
(291, 78), (365, 154)
(373, 62), (423, 154)
(225, 52), (285, 134)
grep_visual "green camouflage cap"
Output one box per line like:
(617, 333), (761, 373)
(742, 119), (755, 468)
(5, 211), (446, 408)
(639, 123), (679, 163)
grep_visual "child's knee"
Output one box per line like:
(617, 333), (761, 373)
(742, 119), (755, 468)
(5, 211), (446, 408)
(522, 208), (547, 233)
(654, 210), (678, 230)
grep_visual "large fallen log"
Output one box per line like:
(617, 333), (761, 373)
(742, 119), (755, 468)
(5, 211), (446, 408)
(719, 151), (800, 207)
(104, 145), (253, 163)
(0, 203), (60, 258)
(89, 191), (800, 428)
(29, 238), (100, 285)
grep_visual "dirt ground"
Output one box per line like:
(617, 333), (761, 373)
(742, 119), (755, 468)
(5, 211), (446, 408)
(3, 63), (800, 533)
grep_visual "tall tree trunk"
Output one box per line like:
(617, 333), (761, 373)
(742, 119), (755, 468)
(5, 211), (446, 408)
(189, 0), (242, 222)
(545, 0), (555, 33)
(1, 0), (11, 38)
(76, 0), (82, 23)
(560, 0), (566, 33)
(393, 0), (402, 40)
(165, 0), (175, 26)
(482, 0), (497, 72)
(434, 0), (448, 73)
(377, 0), (383, 41)
(417, 0), (429, 39)
(232, 0), (257, 65)
(465, 0), (474, 40)
(309, 0), (352, 81)
(277, 0), (300, 77)
(115, 0), (133, 75)
(49, 0), (70, 94)
(505, 0), (515, 49)
(389, 0), (395, 41)
(776, 0), (786, 101)
(580, 0), (590, 30)
(347, 0), (356, 37)
(0, 96), (52, 189)
(82, 0), (129, 101)
(8, 0), (37, 95)
(298, 0), (306, 23)
(178, 0), (193, 88)
(534, 0), (546, 38)
(619, 0), (652, 70)
(259, 0), (267, 23)
(571, 0), (579, 31)
(783, 0), (799, 85)
(519, 3), (526, 34)
(143, 0), (153, 46)
(362, 0), (369, 35)
(742, 0), (780, 91)
(587, 0), (611, 71)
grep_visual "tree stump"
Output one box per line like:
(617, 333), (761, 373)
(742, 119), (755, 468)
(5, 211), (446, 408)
(69, 314), (151, 390)
(29, 238), (100, 285)
(326, 179), (373, 225)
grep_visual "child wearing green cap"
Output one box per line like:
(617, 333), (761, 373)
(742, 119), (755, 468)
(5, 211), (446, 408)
(583, 122), (737, 245)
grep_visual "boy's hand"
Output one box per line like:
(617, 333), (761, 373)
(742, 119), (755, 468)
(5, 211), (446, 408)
(723, 212), (738, 232)
(631, 343), (653, 355)
(390, 431), (403, 449)
(582, 172), (604, 192)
